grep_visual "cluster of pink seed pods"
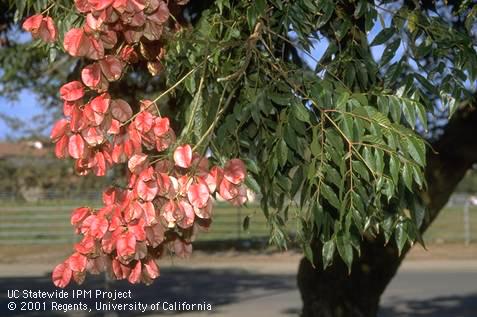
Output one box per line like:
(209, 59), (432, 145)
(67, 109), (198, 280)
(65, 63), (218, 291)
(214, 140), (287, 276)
(23, 0), (249, 288)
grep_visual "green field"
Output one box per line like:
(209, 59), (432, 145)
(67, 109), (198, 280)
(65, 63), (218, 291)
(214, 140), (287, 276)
(423, 206), (477, 243)
(0, 201), (475, 245)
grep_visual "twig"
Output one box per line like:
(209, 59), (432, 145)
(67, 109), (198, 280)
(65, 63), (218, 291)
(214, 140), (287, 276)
(192, 83), (240, 152)
(217, 21), (263, 82)
(120, 62), (204, 127)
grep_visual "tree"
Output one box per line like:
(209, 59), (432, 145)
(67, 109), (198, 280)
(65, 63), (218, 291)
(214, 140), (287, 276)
(3, 0), (477, 316)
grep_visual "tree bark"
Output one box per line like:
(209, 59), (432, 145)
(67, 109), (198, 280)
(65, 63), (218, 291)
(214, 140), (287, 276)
(298, 105), (477, 317)
(298, 238), (402, 317)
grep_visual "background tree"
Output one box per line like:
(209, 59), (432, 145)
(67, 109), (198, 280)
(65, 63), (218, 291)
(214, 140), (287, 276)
(3, 0), (477, 316)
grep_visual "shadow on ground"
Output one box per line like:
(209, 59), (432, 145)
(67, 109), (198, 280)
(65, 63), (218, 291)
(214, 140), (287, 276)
(2, 267), (476, 317)
(380, 293), (477, 317)
(0, 267), (296, 316)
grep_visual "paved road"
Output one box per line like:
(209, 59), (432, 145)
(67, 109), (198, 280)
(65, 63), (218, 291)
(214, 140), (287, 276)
(0, 260), (475, 316)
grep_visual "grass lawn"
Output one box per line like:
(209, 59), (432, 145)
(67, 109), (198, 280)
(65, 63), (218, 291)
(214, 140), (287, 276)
(423, 206), (477, 243)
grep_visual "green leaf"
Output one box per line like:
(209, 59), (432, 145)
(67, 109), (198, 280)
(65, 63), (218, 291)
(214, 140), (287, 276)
(415, 101), (428, 131)
(310, 127), (321, 156)
(291, 166), (304, 197)
(325, 165), (341, 188)
(284, 125), (298, 151)
(377, 95), (389, 116)
(255, 0), (267, 15)
(246, 6), (257, 31)
(351, 191), (365, 214)
(363, 147), (376, 173)
(412, 165), (424, 188)
(336, 233), (353, 272)
(389, 155), (400, 184)
(415, 74), (435, 93)
(380, 39), (401, 65)
(293, 103), (311, 123)
(382, 216), (395, 244)
(352, 160), (370, 181)
(304, 244), (314, 265)
(447, 95), (457, 118)
(349, 231), (362, 255)
(336, 92), (350, 109)
(270, 92), (291, 106)
(14, 0), (26, 23)
(402, 100), (417, 129)
(383, 177), (396, 200)
(341, 114), (354, 140)
(244, 159), (260, 174)
(184, 75), (196, 94)
(351, 207), (364, 233)
(354, 0), (366, 18)
(322, 240), (335, 269)
(216, 0), (230, 14)
(335, 18), (352, 41)
(277, 139), (288, 167)
(317, 1), (335, 28)
(402, 163), (413, 191)
(395, 222), (408, 255)
(245, 175), (261, 193)
(365, 6), (377, 32)
(325, 129), (344, 152)
(353, 94), (368, 107)
(371, 28), (395, 46)
(389, 96), (402, 123)
(356, 63), (369, 89)
(312, 202), (323, 230)
(374, 148), (385, 175)
(344, 64), (356, 87)
(48, 47), (58, 63)
(406, 137), (426, 167)
(276, 173), (291, 191)
(321, 184), (340, 208)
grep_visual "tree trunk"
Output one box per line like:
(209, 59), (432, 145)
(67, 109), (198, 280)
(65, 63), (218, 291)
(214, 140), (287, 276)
(298, 238), (402, 317)
(297, 106), (477, 317)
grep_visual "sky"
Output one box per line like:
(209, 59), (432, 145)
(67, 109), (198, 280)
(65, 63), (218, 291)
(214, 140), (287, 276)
(0, 90), (45, 139)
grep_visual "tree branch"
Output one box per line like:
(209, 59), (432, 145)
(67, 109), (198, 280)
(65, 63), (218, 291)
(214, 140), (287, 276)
(421, 99), (477, 231)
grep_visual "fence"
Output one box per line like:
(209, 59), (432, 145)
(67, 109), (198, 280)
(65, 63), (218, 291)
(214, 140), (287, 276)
(424, 197), (477, 244)
(0, 192), (475, 245)
(0, 193), (269, 245)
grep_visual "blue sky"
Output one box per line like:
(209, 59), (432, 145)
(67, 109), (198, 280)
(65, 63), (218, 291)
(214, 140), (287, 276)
(0, 90), (45, 139)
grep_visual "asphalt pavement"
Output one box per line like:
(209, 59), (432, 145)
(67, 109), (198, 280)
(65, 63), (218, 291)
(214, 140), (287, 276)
(0, 260), (475, 317)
